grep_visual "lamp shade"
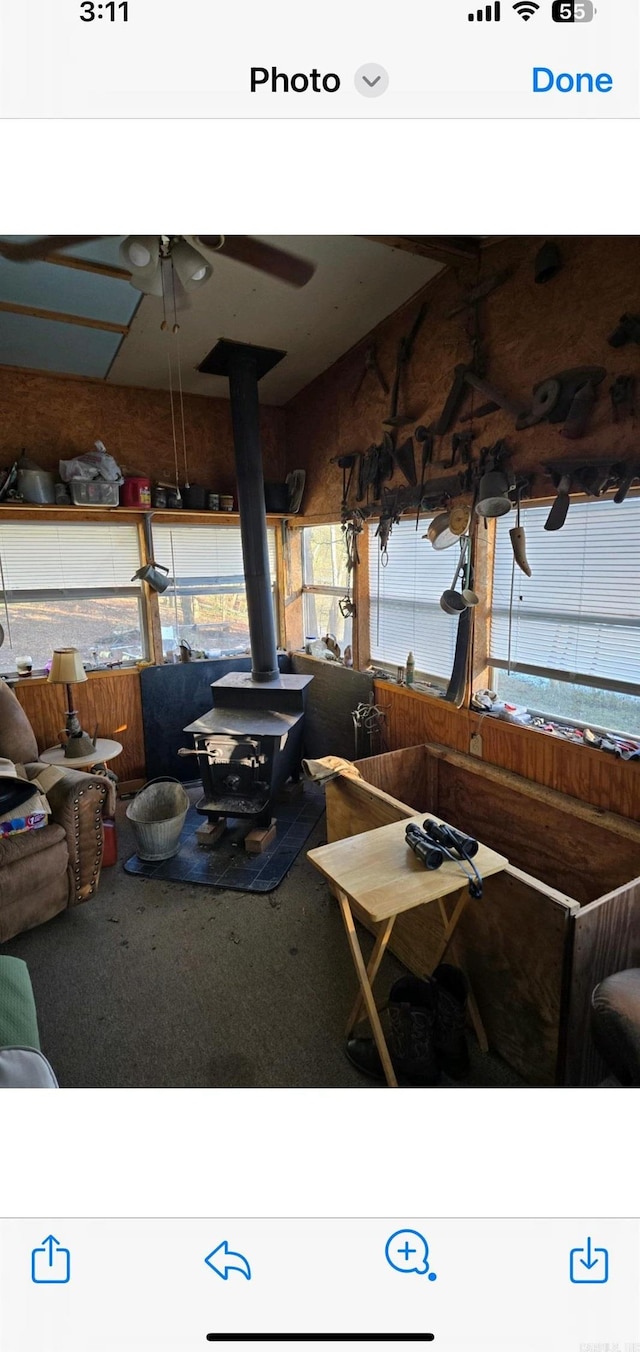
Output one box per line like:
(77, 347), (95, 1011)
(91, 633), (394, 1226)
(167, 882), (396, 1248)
(48, 648), (88, 685)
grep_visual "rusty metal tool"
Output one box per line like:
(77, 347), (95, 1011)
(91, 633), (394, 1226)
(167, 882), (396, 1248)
(446, 268), (512, 319)
(610, 374), (636, 422)
(612, 461), (640, 503)
(544, 473), (572, 531)
(448, 429), (475, 468)
(393, 435), (417, 486)
(562, 378), (598, 440)
(352, 344), (389, 404)
(383, 302), (428, 428)
(415, 426), (434, 528)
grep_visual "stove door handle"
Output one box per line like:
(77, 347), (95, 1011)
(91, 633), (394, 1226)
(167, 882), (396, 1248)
(177, 747), (210, 757)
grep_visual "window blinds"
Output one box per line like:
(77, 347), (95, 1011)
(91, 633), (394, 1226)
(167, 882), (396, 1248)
(490, 497), (640, 695)
(0, 522), (141, 592)
(153, 524), (276, 593)
(369, 519), (461, 679)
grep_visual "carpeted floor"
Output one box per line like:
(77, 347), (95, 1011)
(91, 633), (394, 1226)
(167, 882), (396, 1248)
(1, 791), (524, 1089)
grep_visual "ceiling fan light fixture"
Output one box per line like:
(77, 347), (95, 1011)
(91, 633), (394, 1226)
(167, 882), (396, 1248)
(171, 239), (212, 290)
(119, 235), (160, 277)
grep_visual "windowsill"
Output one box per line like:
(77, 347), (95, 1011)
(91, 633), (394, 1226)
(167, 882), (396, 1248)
(373, 677), (448, 706)
(5, 664), (142, 686)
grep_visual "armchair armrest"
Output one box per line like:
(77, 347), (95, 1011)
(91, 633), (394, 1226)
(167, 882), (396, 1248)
(45, 769), (116, 906)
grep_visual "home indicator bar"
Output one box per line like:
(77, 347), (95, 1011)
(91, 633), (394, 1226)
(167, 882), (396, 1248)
(205, 1338), (435, 1345)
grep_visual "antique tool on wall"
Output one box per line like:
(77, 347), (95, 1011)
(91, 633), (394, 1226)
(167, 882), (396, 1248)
(574, 465), (614, 497)
(383, 302), (428, 428)
(333, 453), (357, 508)
(446, 269), (512, 319)
(509, 488), (532, 577)
(414, 425), (434, 527)
(352, 344), (389, 404)
(608, 313), (640, 348)
(459, 400), (499, 423)
(534, 241), (563, 285)
(544, 473), (572, 531)
(393, 435), (417, 486)
(356, 436), (394, 503)
(610, 375), (636, 422)
(517, 366), (606, 431)
(561, 377), (598, 440)
(435, 364), (524, 436)
(612, 461), (640, 503)
(448, 430), (475, 468)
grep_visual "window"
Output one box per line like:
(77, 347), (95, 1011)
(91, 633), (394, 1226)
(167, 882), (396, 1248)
(154, 523), (277, 658)
(302, 523), (353, 650)
(0, 521), (144, 673)
(490, 497), (640, 736)
(369, 518), (460, 683)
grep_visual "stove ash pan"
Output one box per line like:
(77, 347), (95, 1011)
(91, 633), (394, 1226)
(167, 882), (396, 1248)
(180, 704), (306, 824)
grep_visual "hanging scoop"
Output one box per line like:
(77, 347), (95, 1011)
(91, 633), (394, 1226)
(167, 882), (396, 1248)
(509, 494), (532, 577)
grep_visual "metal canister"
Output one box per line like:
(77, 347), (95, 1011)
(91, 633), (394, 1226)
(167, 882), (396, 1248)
(151, 486), (167, 509)
(220, 494), (234, 511)
(207, 493), (220, 511)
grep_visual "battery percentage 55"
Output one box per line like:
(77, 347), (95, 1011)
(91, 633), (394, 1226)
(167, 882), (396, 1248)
(552, 1), (597, 20)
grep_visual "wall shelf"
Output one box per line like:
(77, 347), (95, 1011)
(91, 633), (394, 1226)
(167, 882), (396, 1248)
(0, 504), (297, 526)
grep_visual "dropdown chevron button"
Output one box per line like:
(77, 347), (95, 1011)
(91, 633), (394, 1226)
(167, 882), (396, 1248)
(354, 64), (389, 97)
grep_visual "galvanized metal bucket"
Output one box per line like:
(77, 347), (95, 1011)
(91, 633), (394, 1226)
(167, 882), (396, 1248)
(126, 776), (190, 861)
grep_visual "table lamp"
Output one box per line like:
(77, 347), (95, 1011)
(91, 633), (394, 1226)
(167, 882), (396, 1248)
(47, 648), (96, 759)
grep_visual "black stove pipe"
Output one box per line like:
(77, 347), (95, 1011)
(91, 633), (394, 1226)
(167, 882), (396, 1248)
(226, 345), (279, 682)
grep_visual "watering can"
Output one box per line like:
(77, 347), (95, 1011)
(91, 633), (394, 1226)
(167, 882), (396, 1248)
(132, 513), (173, 593)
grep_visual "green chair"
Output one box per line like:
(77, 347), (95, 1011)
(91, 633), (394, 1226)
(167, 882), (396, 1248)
(0, 955), (58, 1087)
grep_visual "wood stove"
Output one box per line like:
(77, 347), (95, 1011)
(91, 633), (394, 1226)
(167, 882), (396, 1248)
(180, 339), (313, 835)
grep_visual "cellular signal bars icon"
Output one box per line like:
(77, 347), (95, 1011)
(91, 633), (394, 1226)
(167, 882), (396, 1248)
(468, 2), (501, 19)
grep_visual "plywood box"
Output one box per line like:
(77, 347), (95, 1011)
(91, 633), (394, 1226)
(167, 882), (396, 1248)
(324, 743), (640, 1087)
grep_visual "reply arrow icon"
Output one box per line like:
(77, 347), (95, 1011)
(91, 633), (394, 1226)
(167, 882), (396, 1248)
(205, 1240), (252, 1281)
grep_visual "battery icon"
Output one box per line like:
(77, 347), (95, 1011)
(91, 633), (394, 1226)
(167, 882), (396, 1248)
(552, 1), (596, 19)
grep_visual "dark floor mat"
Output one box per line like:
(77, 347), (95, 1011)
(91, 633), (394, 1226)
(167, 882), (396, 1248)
(123, 783), (325, 893)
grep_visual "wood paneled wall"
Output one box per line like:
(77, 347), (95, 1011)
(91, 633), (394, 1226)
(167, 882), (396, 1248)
(13, 669), (145, 787)
(374, 681), (640, 822)
(0, 368), (286, 491)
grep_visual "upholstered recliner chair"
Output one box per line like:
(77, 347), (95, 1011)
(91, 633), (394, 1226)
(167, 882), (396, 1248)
(0, 679), (115, 943)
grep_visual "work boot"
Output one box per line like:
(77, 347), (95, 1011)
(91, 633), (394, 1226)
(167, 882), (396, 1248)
(432, 964), (470, 1080)
(345, 975), (440, 1086)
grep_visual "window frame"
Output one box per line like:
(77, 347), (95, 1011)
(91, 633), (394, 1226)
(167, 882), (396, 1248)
(485, 492), (640, 735)
(0, 519), (148, 674)
(154, 520), (280, 658)
(301, 521), (353, 646)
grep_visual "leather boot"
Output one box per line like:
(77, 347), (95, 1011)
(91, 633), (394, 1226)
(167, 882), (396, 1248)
(432, 963), (470, 1079)
(346, 975), (440, 1085)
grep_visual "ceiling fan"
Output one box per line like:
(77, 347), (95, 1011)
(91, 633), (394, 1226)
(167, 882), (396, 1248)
(0, 234), (316, 290)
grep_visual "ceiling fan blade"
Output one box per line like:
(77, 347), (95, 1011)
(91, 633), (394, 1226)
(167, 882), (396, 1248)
(0, 235), (104, 263)
(201, 236), (316, 288)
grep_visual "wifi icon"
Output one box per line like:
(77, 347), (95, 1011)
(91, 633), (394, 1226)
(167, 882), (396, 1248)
(513, 0), (539, 17)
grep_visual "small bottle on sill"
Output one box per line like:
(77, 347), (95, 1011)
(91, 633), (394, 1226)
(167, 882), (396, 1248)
(406, 652), (415, 687)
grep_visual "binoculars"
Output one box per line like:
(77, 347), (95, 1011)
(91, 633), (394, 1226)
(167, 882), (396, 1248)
(405, 818), (483, 898)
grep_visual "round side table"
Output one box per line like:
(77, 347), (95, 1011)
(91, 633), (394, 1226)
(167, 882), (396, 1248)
(39, 738), (123, 771)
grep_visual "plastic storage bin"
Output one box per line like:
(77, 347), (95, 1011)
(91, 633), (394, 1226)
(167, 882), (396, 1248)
(69, 479), (120, 506)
